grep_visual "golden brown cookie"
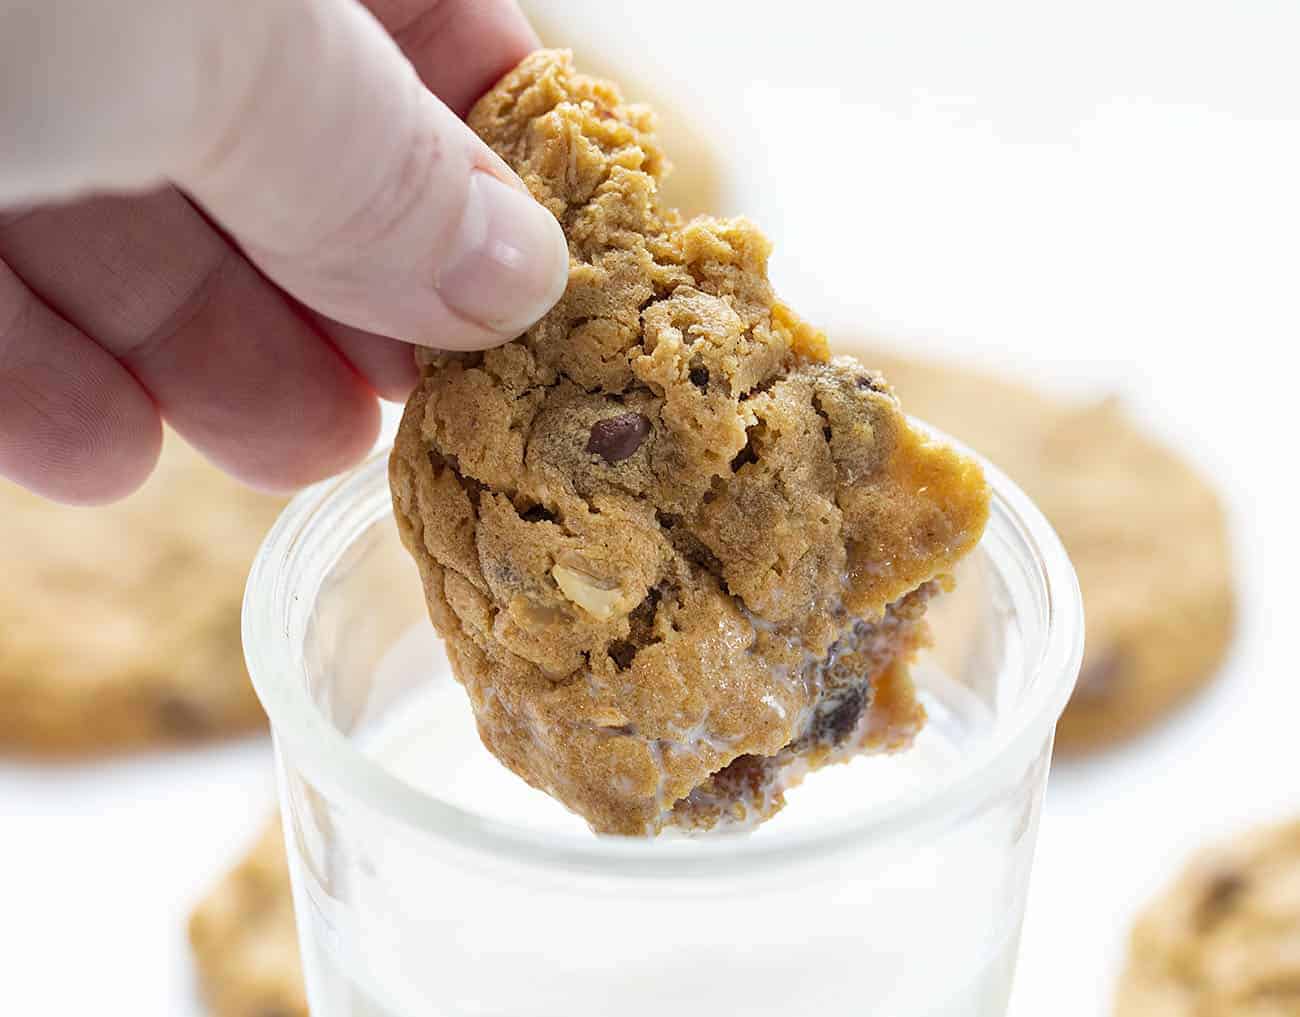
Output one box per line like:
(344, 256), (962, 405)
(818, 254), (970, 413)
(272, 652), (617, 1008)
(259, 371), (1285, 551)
(391, 51), (989, 835)
(521, 3), (725, 218)
(1115, 818), (1300, 1017)
(190, 820), (308, 1017)
(843, 346), (1235, 751)
(0, 434), (285, 754)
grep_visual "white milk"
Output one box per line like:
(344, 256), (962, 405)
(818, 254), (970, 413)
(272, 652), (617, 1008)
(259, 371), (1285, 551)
(293, 624), (1028, 1017)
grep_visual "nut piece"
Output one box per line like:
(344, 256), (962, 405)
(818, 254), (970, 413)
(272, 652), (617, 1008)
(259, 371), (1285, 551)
(586, 413), (651, 463)
(552, 562), (624, 620)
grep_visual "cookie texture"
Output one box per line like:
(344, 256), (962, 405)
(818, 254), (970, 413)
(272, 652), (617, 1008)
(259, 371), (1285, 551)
(0, 434), (284, 753)
(391, 51), (989, 835)
(844, 347), (1235, 751)
(520, 2), (724, 217)
(1115, 818), (1300, 1017)
(190, 821), (308, 1017)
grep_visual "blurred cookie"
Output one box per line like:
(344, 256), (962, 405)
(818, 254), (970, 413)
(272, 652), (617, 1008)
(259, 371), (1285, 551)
(520, 6), (725, 217)
(0, 434), (284, 753)
(190, 820), (307, 1017)
(843, 347), (1235, 750)
(1115, 818), (1300, 1016)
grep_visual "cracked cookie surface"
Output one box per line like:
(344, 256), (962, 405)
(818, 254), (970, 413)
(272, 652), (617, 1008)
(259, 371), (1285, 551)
(391, 50), (989, 835)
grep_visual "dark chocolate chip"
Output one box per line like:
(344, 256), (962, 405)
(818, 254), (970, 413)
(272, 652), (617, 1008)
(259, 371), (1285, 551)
(520, 503), (557, 524)
(731, 435), (758, 472)
(1072, 648), (1127, 703)
(626, 590), (662, 647)
(1196, 870), (1248, 930)
(608, 641), (638, 670)
(586, 412), (651, 463)
(689, 366), (710, 390)
(857, 375), (883, 392)
(631, 586), (663, 624)
(812, 685), (869, 747)
(156, 695), (213, 736)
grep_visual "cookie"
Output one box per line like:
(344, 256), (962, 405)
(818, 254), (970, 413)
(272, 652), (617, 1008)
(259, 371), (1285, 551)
(0, 434), (285, 753)
(189, 820), (308, 1017)
(1115, 818), (1300, 1016)
(521, 3), (725, 218)
(390, 51), (990, 835)
(843, 347), (1235, 750)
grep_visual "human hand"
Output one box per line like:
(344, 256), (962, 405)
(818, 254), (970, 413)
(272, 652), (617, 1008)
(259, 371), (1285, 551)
(0, 0), (567, 503)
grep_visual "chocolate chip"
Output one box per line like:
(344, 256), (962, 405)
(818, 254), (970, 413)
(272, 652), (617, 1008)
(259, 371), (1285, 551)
(812, 685), (869, 747)
(1072, 648), (1127, 703)
(156, 695), (213, 736)
(731, 437), (758, 471)
(689, 366), (710, 390)
(586, 413), (651, 463)
(520, 503), (557, 524)
(1197, 870), (1248, 930)
(608, 640), (638, 670)
(857, 375), (883, 392)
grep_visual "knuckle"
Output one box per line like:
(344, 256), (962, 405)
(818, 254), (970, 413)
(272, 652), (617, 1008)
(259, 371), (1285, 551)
(319, 120), (448, 258)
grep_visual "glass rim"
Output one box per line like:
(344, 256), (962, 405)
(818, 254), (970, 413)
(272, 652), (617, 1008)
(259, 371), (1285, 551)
(244, 428), (1083, 879)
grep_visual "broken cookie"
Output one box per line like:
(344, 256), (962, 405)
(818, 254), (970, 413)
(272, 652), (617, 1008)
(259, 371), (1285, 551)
(842, 346), (1235, 751)
(390, 50), (989, 835)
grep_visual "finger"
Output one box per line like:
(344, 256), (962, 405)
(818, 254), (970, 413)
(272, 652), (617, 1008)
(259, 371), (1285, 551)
(0, 260), (161, 504)
(0, 0), (568, 351)
(371, 0), (538, 116)
(0, 191), (380, 491)
(3, 191), (416, 404)
(305, 312), (419, 402)
(178, 0), (569, 350)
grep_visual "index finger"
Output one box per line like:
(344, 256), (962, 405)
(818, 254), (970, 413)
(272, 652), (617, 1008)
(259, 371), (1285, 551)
(364, 0), (539, 116)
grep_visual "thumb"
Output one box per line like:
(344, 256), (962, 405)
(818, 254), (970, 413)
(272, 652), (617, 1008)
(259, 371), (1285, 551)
(0, 0), (568, 350)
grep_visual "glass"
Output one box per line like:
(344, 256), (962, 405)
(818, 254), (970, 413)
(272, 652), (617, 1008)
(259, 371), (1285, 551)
(244, 435), (1082, 1017)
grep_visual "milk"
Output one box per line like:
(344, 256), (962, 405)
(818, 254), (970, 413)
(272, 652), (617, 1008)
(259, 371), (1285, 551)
(287, 624), (1033, 1017)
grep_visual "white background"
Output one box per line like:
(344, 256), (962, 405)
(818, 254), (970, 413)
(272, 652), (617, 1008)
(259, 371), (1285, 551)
(3, 2), (1298, 1014)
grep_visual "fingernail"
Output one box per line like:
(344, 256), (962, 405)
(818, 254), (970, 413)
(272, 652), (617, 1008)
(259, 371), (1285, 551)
(438, 170), (569, 338)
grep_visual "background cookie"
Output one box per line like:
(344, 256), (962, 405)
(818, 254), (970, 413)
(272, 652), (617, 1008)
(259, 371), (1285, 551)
(839, 345), (1235, 751)
(0, 434), (285, 753)
(1115, 818), (1300, 1016)
(190, 820), (308, 1017)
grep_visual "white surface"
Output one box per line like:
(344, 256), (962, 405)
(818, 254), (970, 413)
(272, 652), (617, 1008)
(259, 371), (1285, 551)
(4, 2), (1299, 1014)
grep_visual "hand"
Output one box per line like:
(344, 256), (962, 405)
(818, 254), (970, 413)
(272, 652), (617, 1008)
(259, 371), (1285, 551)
(0, 0), (568, 503)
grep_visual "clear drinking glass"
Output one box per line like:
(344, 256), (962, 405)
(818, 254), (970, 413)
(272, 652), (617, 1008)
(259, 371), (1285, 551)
(244, 436), (1082, 1017)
